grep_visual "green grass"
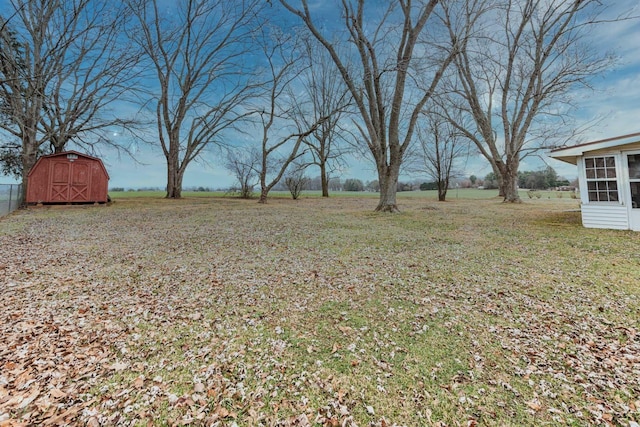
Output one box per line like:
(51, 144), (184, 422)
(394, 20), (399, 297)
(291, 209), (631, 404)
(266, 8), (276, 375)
(109, 188), (578, 201)
(1, 195), (637, 426)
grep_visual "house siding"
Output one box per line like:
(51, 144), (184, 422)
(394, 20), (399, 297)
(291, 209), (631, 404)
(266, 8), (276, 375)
(581, 205), (629, 230)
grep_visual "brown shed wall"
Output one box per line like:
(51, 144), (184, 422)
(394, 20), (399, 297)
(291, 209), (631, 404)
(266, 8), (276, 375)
(26, 152), (109, 204)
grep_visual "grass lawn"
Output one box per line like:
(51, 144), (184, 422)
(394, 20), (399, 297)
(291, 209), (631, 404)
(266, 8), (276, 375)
(108, 188), (575, 201)
(1, 195), (638, 426)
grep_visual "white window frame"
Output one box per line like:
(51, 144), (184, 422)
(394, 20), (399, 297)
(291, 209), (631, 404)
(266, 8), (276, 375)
(584, 156), (620, 203)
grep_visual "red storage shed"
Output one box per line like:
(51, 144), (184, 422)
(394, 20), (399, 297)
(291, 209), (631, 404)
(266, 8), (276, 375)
(26, 151), (110, 204)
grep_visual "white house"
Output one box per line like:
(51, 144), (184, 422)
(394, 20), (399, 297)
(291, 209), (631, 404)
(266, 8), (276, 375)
(549, 132), (640, 231)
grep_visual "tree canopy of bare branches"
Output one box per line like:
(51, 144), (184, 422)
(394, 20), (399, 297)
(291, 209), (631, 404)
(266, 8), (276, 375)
(126, 0), (262, 199)
(440, 0), (618, 202)
(251, 28), (332, 204)
(0, 0), (143, 203)
(225, 147), (260, 199)
(296, 39), (351, 197)
(412, 108), (469, 201)
(280, 0), (455, 212)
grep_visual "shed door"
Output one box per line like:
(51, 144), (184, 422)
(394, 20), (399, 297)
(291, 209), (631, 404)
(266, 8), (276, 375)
(49, 160), (90, 202)
(69, 162), (90, 201)
(626, 153), (640, 231)
(50, 161), (71, 202)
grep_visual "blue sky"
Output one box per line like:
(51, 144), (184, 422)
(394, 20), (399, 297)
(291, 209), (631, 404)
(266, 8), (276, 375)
(2, 1), (639, 189)
(542, 1), (640, 180)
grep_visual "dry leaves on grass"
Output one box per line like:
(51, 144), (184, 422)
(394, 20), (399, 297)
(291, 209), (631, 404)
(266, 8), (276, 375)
(0, 198), (639, 426)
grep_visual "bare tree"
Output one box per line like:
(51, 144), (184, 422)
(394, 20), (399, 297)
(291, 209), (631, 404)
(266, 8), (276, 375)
(225, 147), (260, 199)
(252, 28), (329, 204)
(0, 18), (25, 179)
(284, 165), (308, 200)
(126, 0), (261, 199)
(0, 1), (142, 203)
(279, 0), (455, 212)
(440, 0), (618, 202)
(297, 39), (351, 197)
(413, 109), (469, 201)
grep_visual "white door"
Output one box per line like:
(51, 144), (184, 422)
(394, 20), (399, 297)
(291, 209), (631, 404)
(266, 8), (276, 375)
(626, 153), (640, 230)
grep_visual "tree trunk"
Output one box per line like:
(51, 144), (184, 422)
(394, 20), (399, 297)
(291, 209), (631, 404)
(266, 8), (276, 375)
(257, 167), (268, 203)
(20, 138), (39, 206)
(258, 188), (268, 203)
(376, 165), (400, 212)
(502, 169), (520, 203)
(493, 164), (505, 198)
(165, 155), (182, 198)
(320, 163), (329, 197)
(51, 135), (65, 153)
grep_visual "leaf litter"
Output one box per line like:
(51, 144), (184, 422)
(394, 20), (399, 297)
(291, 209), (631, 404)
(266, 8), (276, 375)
(0, 196), (638, 426)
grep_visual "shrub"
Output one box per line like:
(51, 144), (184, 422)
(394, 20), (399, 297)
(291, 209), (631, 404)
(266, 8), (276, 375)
(225, 186), (254, 199)
(365, 180), (380, 192)
(343, 179), (364, 192)
(284, 173), (308, 200)
(397, 182), (414, 192)
(420, 182), (438, 191)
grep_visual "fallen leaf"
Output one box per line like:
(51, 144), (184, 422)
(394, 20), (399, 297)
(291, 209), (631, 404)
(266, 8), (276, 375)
(133, 376), (144, 389)
(526, 399), (542, 411)
(50, 388), (66, 399)
(110, 362), (128, 371)
(338, 325), (352, 334)
(17, 388), (40, 409)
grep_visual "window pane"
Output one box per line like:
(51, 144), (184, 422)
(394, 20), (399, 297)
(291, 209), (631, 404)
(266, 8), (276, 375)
(584, 157), (620, 203)
(628, 155), (640, 179)
(630, 182), (640, 208)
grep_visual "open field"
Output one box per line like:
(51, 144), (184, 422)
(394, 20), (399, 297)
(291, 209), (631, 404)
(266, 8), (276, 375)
(1, 196), (638, 426)
(108, 188), (576, 201)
